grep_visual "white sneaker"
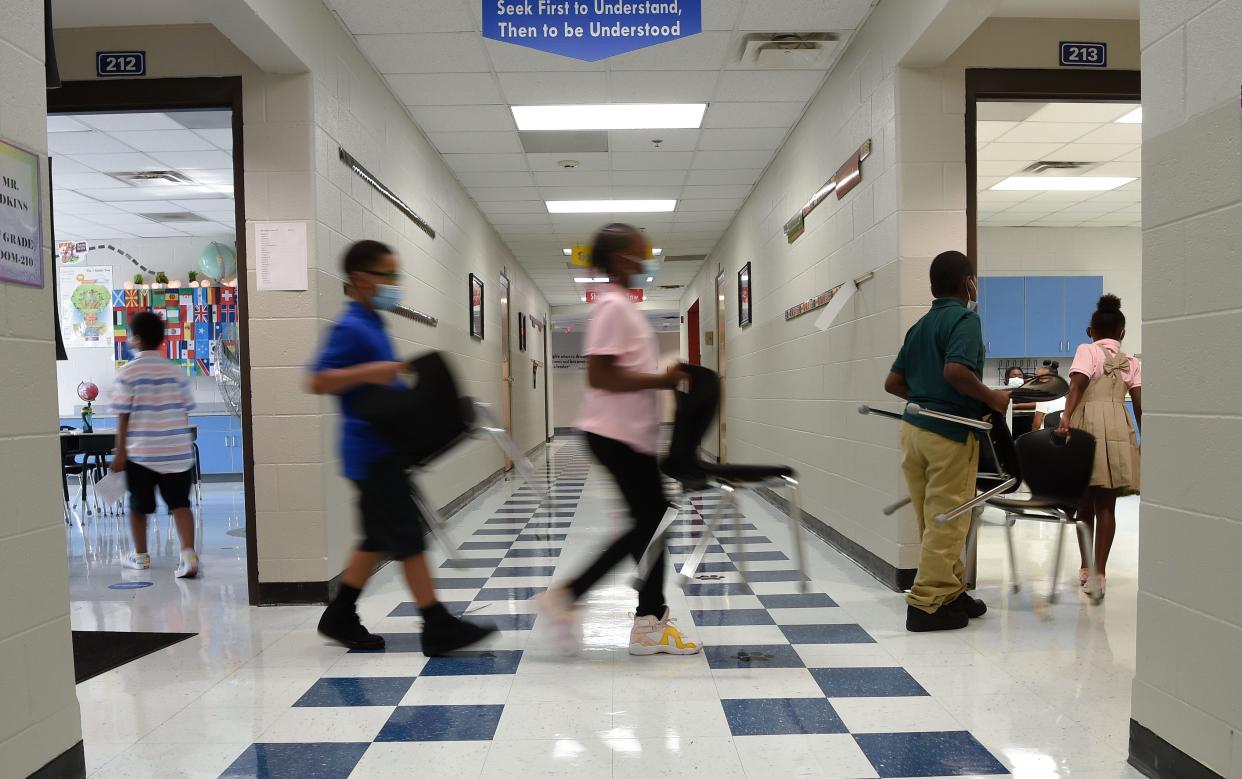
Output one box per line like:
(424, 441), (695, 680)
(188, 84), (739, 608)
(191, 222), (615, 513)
(122, 552), (151, 570)
(534, 586), (580, 655)
(628, 608), (701, 656)
(174, 549), (199, 579)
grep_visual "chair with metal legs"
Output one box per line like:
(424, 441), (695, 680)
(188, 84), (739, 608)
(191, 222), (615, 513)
(634, 364), (808, 593)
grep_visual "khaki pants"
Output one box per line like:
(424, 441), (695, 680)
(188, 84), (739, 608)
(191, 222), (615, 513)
(900, 423), (979, 613)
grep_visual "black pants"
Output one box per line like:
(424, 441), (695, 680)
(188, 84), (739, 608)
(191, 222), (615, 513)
(570, 432), (669, 617)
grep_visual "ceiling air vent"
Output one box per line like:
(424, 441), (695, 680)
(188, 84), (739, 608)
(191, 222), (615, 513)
(738, 33), (840, 68)
(113, 170), (194, 186)
(658, 284), (684, 290)
(1023, 160), (1094, 175)
(138, 212), (207, 223)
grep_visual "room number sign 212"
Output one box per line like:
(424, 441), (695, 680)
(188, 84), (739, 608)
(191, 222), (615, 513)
(96, 51), (146, 77)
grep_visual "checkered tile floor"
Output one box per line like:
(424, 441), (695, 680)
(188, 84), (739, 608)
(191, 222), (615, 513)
(216, 437), (1010, 778)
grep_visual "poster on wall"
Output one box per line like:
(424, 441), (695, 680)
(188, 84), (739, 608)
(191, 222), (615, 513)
(469, 273), (485, 339)
(59, 265), (113, 348)
(57, 240), (88, 265)
(738, 262), (752, 327)
(0, 137), (43, 288)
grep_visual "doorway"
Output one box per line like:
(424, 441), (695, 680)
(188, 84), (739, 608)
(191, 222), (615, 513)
(498, 273), (513, 470)
(686, 299), (701, 366)
(48, 77), (256, 611)
(714, 270), (727, 462)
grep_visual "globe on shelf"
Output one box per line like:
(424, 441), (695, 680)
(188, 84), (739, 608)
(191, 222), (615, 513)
(198, 241), (237, 282)
(77, 381), (99, 433)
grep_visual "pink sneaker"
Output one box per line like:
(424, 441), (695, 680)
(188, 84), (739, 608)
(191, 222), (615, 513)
(535, 586), (581, 655)
(628, 608), (701, 656)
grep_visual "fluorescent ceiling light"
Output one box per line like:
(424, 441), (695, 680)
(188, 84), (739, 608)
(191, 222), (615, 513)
(990, 176), (1136, 192)
(574, 277), (609, 283)
(547, 199), (676, 214)
(651, 248), (663, 256)
(513, 103), (706, 131)
(1115, 107), (1142, 124)
(646, 276), (654, 282)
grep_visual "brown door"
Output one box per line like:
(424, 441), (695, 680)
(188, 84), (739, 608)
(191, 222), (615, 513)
(687, 299), (701, 365)
(499, 275), (513, 470)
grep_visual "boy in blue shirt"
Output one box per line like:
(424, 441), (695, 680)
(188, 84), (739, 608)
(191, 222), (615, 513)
(885, 251), (1010, 632)
(310, 240), (494, 655)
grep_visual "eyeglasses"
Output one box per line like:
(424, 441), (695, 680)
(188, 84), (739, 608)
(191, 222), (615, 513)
(361, 270), (401, 282)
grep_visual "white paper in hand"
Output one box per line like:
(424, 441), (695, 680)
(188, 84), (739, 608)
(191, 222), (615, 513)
(94, 471), (127, 505)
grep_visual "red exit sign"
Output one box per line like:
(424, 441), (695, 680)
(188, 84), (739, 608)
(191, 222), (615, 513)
(585, 288), (644, 303)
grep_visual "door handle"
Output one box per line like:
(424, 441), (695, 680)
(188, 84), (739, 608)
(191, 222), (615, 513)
(504, 376), (514, 384)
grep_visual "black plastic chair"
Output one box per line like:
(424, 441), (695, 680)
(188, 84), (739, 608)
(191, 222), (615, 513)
(1042, 410), (1063, 430)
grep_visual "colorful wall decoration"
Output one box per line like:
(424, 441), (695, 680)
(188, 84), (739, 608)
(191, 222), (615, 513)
(112, 285), (238, 375)
(59, 265), (114, 348)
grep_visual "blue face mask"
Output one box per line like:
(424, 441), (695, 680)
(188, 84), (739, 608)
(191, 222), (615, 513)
(628, 259), (659, 288)
(371, 284), (403, 311)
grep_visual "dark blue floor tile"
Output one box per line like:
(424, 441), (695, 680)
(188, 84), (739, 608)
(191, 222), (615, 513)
(853, 731), (1008, 777)
(715, 523), (758, 531)
(493, 509), (534, 514)
(810, 667), (929, 697)
(473, 528), (523, 535)
(439, 558), (501, 569)
(690, 609), (775, 626)
(486, 517), (529, 524)
(491, 566), (556, 577)
(696, 561), (738, 572)
(376, 704), (505, 742)
(704, 644), (806, 669)
(459, 541), (513, 551)
(293, 677), (415, 707)
(529, 512), (575, 518)
(421, 650), (523, 676)
(350, 633), (423, 653)
(779, 624), (875, 644)
(741, 569), (808, 582)
(220, 743), (369, 778)
(433, 577), (489, 589)
(729, 550), (790, 562)
(717, 535), (772, 545)
(473, 612), (538, 631)
(759, 593), (837, 608)
(389, 601), (470, 618)
(722, 698), (847, 736)
(475, 586), (546, 600)
(685, 582), (753, 596)
(516, 533), (568, 542)
(504, 547), (562, 558)
(668, 544), (724, 555)
(524, 522), (571, 529)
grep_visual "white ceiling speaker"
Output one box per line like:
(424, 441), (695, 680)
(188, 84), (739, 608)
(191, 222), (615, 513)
(738, 33), (840, 68)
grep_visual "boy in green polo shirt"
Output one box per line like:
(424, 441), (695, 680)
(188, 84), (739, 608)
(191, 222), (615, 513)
(885, 250), (1011, 632)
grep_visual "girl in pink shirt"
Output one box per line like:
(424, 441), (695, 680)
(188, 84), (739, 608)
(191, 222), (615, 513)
(1056, 294), (1142, 596)
(537, 224), (700, 656)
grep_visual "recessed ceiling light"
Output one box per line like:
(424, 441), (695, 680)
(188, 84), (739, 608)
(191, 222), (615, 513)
(990, 176), (1135, 192)
(1115, 107), (1142, 124)
(573, 277), (609, 283)
(646, 276), (654, 283)
(513, 104), (706, 131)
(547, 199), (676, 214)
(651, 248), (663, 255)
(562, 248), (573, 256)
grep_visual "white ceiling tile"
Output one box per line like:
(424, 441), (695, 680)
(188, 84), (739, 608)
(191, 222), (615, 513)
(994, 122), (1093, 143)
(174, 198), (235, 213)
(129, 224), (190, 238)
(680, 185), (754, 200)
(409, 105), (516, 132)
(387, 73), (503, 106)
(611, 170), (687, 186)
(703, 101), (807, 128)
(1048, 142), (1135, 162)
(976, 142), (1065, 161)
(685, 169), (762, 186)
(66, 152), (164, 173)
(678, 198), (745, 212)
(611, 186), (682, 199)
(427, 131), (524, 154)
(482, 39), (607, 72)
(470, 186), (542, 202)
(975, 160), (1028, 176)
(498, 71), (609, 104)
(48, 131), (134, 155)
(532, 170), (612, 187)
(327, 0), (476, 34)
(975, 121), (1017, 142)
(611, 151), (694, 170)
(89, 213), (161, 228)
(488, 212), (553, 225)
(715, 70), (824, 102)
(606, 32), (734, 71)
(47, 116), (90, 133)
(1027, 102), (1137, 123)
(608, 130), (700, 152)
(1090, 161), (1141, 178)
(189, 169), (235, 185)
(477, 200), (547, 214)
(1075, 123), (1142, 144)
(150, 150), (234, 169)
(111, 129), (217, 152)
(737, 0), (873, 30)
(976, 102), (1042, 121)
(53, 172), (126, 190)
(78, 186), (222, 202)
(691, 149), (773, 169)
(539, 186), (614, 200)
(455, 171), (536, 187)
(608, 71), (720, 103)
(52, 201), (123, 216)
(696, 127), (787, 151)
(527, 152), (611, 172)
(77, 113), (186, 131)
(48, 157), (93, 175)
(195, 129), (234, 150)
(358, 33), (491, 73)
(1117, 148), (1141, 162)
(173, 221), (235, 236)
(105, 200), (187, 214)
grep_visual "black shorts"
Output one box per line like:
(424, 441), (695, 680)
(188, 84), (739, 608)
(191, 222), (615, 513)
(353, 457), (428, 560)
(127, 462), (193, 515)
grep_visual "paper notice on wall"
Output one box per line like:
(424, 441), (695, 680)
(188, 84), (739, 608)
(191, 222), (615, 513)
(813, 279), (858, 331)
(59, 265), (113, 348)
(254, 221), (308, 291)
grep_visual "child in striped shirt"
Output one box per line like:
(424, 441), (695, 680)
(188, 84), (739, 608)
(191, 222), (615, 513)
(110, 310), (199, 578)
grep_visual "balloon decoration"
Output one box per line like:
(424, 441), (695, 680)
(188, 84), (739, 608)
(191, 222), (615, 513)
(77, 381), (99, 433)
(198, 241), (237, 283)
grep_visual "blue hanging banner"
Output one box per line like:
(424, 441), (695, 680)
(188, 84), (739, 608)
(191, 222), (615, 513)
(483, 0), (701, 62)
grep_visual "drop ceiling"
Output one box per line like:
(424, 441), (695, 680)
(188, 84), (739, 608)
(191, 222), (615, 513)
(977, 101), (1140, 229)
(324, 0), (878, 306)
(48, 111), (236, 240)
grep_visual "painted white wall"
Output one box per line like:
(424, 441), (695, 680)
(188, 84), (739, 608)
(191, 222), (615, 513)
(0, 2), (85, 775)
(1131, 1), (1242, 775)
(551, 329), (678, 430)
(54, 15), (552, 586)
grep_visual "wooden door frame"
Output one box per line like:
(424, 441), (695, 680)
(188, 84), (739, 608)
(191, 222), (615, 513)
(47, 77), (259, 603)
(714, 268), (727, 463)
(498, 273), (513, 469)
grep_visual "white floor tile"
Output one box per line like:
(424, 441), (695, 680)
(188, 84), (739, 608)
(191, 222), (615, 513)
(481, 738), (613, 777)
(351, 742), (491, 778)
(733, 734), (879, 779)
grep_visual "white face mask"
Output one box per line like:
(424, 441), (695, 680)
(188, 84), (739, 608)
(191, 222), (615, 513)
(1008, 376), (1025, 388)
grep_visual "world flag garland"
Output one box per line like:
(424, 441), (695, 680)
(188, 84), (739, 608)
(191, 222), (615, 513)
(113, 286), (237, 376)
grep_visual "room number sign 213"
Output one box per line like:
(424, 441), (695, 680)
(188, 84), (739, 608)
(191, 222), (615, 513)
(1059, 42), (1106, 68)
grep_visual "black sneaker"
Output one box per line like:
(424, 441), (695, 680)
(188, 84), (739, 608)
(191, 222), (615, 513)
(950, 592), (987, 618)
(318, 608), (386, 650)
(421, 616), (497, 657)
(906, 604), (969, 632)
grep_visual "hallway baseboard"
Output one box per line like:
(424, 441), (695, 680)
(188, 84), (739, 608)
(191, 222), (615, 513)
(754, 486), (916, 593)
(1129, 720), (1223, 779)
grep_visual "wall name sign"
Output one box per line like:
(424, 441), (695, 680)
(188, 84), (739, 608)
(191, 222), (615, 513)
(96, 51), (146, 77)
(482, 0), (702, 61)
(584, 287), (643, 303)
(783, 139), (871, 244)
(785, 282), (847, 322)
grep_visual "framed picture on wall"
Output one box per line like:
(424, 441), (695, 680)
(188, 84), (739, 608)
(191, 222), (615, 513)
(738, 262), (752, 327)
(469, 273), (484, 339)
(518, 312), (527, 352)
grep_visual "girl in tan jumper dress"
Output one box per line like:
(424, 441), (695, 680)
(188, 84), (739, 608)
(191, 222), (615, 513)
(1056, 294), (1142, 597)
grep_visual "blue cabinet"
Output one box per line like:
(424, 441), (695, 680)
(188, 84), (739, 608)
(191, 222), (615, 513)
(1024, 277), (1064, 357)
(193, 416), (234, 474)
(979, 277), (1026, 358)
(1063, 276), (1104, 355)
